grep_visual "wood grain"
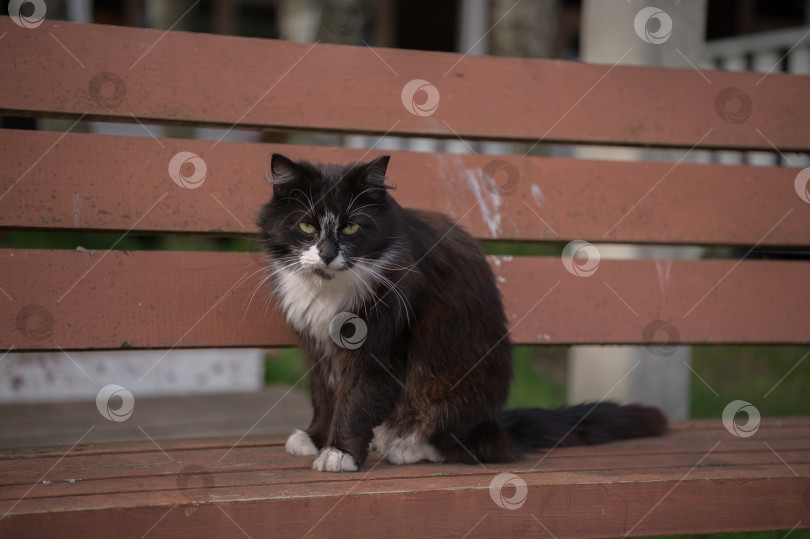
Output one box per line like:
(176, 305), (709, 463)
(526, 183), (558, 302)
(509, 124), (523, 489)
(1, 18), (809, 150)
(2, 249), (809, 351)
(0, 420), (807, 538)
(2, 129), (808, 245)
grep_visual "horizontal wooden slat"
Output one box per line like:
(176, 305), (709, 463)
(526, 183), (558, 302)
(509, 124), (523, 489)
(2, 424), (807, 488)
(2, 129), (809, 246)
(1, 19), (809, 150)
(2, 249), (808, 351)
(0, 421), (808, 537)
(0, 388), (311, 449)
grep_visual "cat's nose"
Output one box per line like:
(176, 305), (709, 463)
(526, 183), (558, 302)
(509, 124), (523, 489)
(319, 240), (338, 265)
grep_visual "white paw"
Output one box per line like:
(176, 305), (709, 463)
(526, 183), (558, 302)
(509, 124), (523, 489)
(285, 429), (318, 456)
(384, 433), (444, 465)
(312, 447), (359, 472)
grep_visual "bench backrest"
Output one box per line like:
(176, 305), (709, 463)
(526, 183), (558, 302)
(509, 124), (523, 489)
(2, 18), (809, 352)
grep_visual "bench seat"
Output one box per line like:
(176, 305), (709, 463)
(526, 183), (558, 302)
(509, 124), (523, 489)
(1, 419), (808, 537)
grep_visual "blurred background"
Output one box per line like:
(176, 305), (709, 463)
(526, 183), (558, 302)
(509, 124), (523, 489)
(1, 1), (809, 504)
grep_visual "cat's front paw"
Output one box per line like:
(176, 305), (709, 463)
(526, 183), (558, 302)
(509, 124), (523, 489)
(285, 429), (318, 456)
(312, 447), (359, 472)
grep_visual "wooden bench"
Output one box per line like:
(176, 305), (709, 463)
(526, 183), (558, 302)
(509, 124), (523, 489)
(2, 17), (809, 538)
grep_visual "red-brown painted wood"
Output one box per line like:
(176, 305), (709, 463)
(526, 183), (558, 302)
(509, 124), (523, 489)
(0, 420), (808, 538)
(2, 129), (809, 245)
(1, 18), (809, 151)
(2, 249), (809, 351)
(2, 442), (807, 499)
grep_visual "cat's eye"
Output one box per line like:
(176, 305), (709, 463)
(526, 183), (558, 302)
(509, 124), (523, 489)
(342, 224), (360, 235)
(298, 222), (316, 234)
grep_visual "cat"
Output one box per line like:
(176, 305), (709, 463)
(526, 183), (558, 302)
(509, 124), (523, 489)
(257, 153), (667, 472)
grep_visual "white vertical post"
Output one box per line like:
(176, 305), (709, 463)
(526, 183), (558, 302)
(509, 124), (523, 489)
(569, 0), (708, 420)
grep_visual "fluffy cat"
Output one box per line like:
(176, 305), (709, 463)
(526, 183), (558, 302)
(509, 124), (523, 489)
(257, 153), (666, 472)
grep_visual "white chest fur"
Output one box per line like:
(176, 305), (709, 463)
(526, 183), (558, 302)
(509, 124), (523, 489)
(273, 265), (365, 349)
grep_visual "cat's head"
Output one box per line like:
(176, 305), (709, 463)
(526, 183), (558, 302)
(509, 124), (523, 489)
(257, 153), (398, 281)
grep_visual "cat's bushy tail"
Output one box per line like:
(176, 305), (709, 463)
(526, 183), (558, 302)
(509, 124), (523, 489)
(501, 402), (667, 451)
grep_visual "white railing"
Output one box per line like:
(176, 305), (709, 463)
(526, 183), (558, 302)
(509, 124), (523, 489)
(706, 26), (810, 167)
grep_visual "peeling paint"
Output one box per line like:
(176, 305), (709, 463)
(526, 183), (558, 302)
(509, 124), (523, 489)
(436, 155), (503, 238)
(464, 167), (502, 238)
(490, 255), (514, 267)
(654, 259), (672, 300)
(530, 184), (545, 207)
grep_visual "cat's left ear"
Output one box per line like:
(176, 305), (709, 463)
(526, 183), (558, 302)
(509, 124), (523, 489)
(267, 153), (303, 198)
(361, 155), (392, 189)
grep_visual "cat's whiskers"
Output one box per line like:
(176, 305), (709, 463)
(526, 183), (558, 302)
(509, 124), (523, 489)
(289, 188), (316, 217)
(348, 211), (379, 229)
(346, 265), (388, 317)
(244, 257), (298, 319)
(353, 258), (413, 326)
(346, 190), (379, 214)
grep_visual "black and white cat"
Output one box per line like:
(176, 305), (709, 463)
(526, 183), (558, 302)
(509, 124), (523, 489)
(257, 153), (666, 472)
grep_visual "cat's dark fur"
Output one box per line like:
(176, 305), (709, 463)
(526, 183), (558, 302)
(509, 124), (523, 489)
(257, 153), (667, 472)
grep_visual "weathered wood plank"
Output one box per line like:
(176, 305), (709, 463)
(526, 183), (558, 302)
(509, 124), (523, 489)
(1, 18), (809, 150)
(3, 250), (809, 350)
(0, 387), (311, 449)
(2, 130), (808, 245)
(0, 420), (807, 538)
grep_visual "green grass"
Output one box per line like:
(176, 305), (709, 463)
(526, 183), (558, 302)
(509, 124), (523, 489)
(263, 348), (309, 390)
(263, 345), (810, 419)
(505, 346), (567, 409)
(690, 345), (810, 418)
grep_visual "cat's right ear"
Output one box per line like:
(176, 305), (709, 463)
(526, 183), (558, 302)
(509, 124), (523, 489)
(267, 153), (300, 198)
